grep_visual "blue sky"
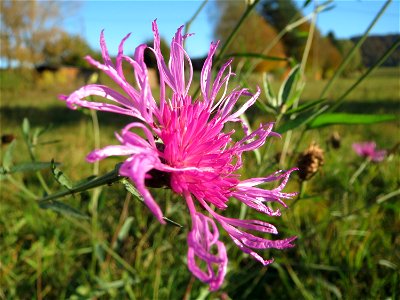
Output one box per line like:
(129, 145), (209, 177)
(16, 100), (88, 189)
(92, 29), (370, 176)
(63, 0), (399, 58)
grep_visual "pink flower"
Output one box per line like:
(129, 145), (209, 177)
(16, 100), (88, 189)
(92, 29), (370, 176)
(352, 141), (386, 162)
(61, 21), (297, 291)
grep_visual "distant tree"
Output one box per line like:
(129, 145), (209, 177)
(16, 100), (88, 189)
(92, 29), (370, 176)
(258, 0), (305, 60)
(43, 32), (96, 68)
(352, 34), (400, 67)
(213, 1), (287, 72)
(258, 0), (343, 78)
(0, 0), (81, 68)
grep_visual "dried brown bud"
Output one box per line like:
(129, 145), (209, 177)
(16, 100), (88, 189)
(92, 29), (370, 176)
(1, 134), (15, 145)
(297, 143), (324, 181)
(329, 131), (341, 149)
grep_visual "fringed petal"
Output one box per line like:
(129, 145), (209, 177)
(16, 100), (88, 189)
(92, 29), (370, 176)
(186, 204), (228, 291)
(119, 154), (166, 224)
(235, 123), (277, 153)
(200, 199), (296, 266)
(100, 30), (114, 67)
(220, 87), (261, 123)
(86, 145), (144, 162)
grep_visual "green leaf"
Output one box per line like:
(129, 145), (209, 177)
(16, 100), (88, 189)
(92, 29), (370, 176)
(2, 161), (58, 174)
(262, 73), (278, 108)
(276, 105), (329, 134)
(32, 125), (52, 145)
(284, 98), (326, 115)
(39, 200), (89, 219)
(51, 159), (73, 190)
(308, 113), (396, 129)
(121, 178), (142, 201)
(285, 80), (305, 110)
(278, 65), (300, 107)
(2, 140), (16, 171)
(39, 165), (122, 203)
(276, 113), (311, 134)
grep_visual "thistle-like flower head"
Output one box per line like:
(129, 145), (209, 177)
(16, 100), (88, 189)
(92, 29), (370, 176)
(352, 141), (386, 162)
(61, 21), (297, 290)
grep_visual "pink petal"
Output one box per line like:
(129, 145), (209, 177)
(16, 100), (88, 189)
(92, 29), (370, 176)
(119, 154), (166, 224)
(186, 210), (228, 291)
(86, 145), (144, 162)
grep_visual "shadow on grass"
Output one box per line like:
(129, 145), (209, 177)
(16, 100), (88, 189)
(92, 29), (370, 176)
(1, 99), (399, 130)
(0, 105), (134, 128)
(336, 99), (400, 114)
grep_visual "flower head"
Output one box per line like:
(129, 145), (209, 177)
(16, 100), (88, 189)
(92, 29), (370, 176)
(61, 21), (297, 291)
(297, 142), (324, 181)
(352, 141), (386, 162)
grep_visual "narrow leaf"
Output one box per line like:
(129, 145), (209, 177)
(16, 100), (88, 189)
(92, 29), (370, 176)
(6, 161), (58, 174)
(121, 178), (143, 201)
(2, 140), (16, 171)
(285, 80), (305, 109)
(51, 159), (73, 190)
(278, 65), (300, 107)
(308, 113), (396, 129)
(277, 105), (329, 134)
(263, 73), (278, 108)
(285, 98), (326, 115)
(39, 200), (89, 219)
(39, 164), (122, 202)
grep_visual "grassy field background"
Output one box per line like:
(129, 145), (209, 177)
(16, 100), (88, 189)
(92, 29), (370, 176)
(0, 67), (399, 299)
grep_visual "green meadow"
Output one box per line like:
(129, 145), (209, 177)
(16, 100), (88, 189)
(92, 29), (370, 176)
(0, 66), (399, 299)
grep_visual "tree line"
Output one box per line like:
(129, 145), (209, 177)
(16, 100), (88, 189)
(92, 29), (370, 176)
(1, 0), (398, 75)
(213, 0), (399, 78)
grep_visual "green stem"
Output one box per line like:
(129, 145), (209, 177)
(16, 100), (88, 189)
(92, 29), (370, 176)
(184, 0), (208, 38)
(299, 7), (317, 76)
(299, 181), (306, 199)
(90, 109), (100, 176)
(213, 0), (260, 66)
(349, 158), (370, 186)
(376, 189), (400, 204)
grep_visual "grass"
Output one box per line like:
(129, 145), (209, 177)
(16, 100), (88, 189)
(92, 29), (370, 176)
(0, 67), (399, 299)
